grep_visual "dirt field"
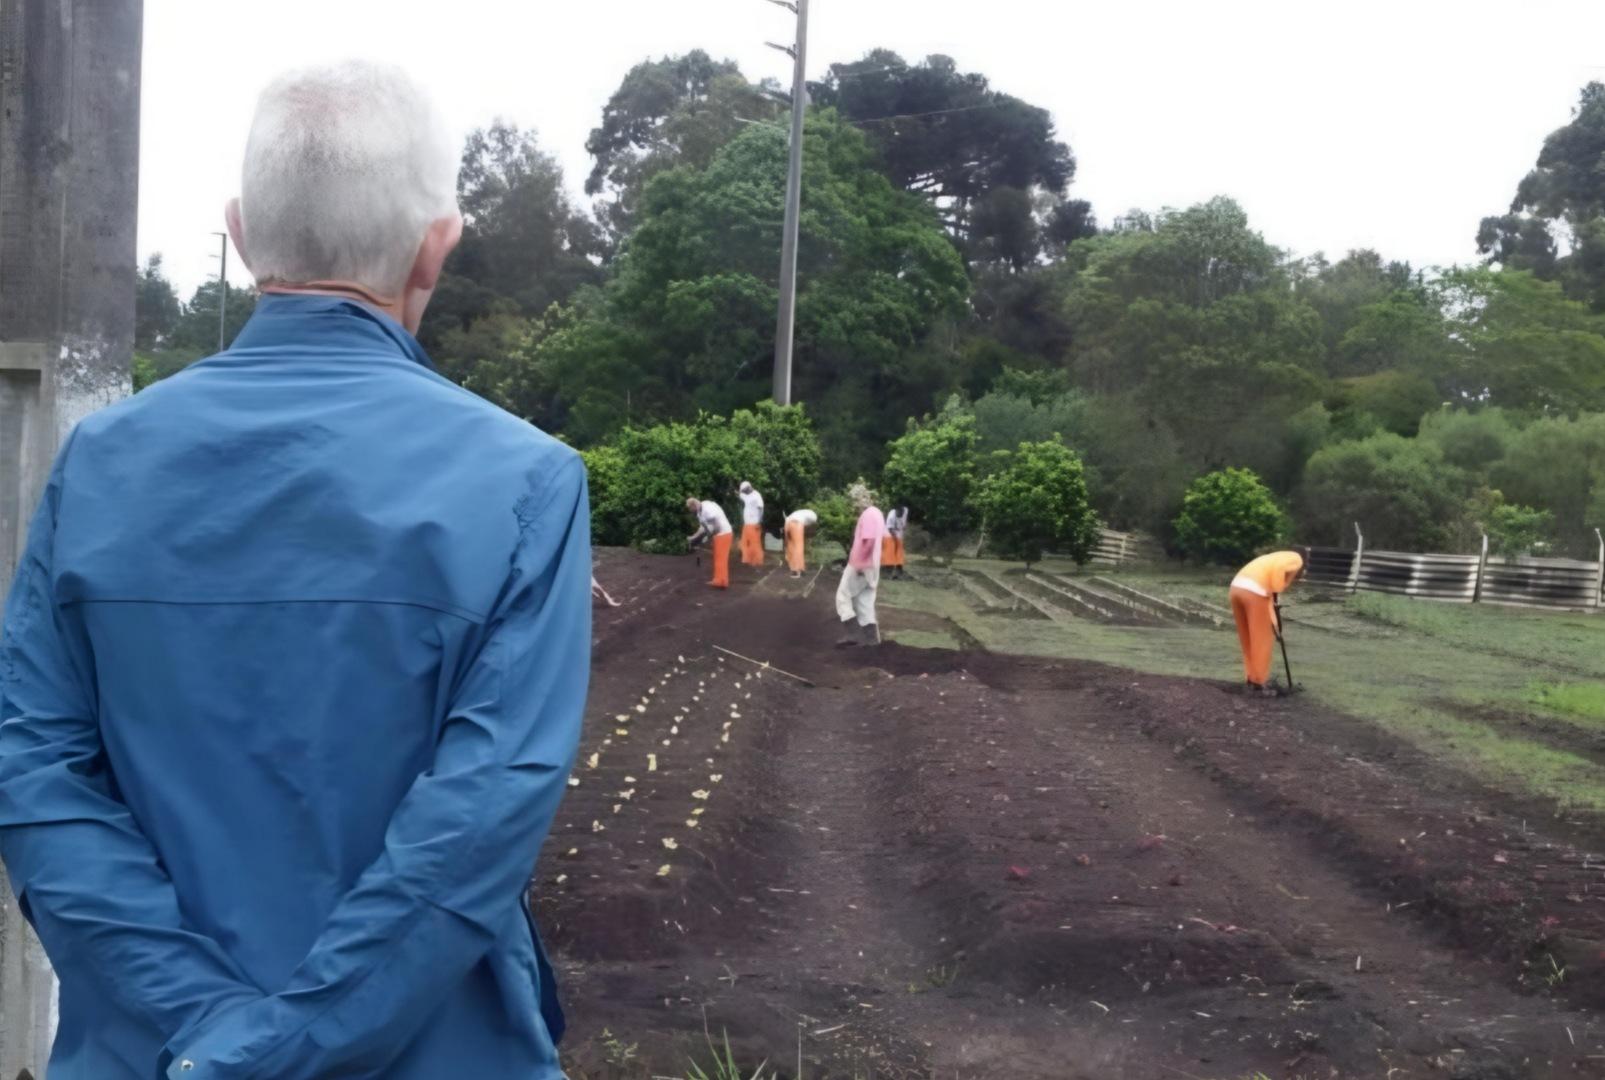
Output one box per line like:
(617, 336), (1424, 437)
(543, 549), (1605, 1079)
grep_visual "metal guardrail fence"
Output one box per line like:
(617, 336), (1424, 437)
(1088, 528), (1163, 567)
(1304, 524), (1605, 612)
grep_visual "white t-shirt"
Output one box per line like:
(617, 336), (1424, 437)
(698, 501), (732, 535)
(739, 489), (765, 526)
(886, 508), (908, 537)
(786, 509), (818, 527)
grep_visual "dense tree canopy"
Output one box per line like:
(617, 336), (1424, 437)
(536, 111), (968, 462)
(585, 51), (782, 241)
(420, 122), (604, 352)
(1479, 82), (1605, 311)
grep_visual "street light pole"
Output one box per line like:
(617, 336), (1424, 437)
(212, 231), (229, 352)
(767, 0), (809, 405)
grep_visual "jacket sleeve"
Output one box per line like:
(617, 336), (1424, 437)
(0, 444), (265, 1047)
(162, 454), (592, 1080)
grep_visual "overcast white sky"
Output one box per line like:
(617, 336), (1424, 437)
(139, 0), (1605, 295)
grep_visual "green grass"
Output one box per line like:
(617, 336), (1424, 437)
(1532, 681), (1605, 722)
(882, 562), (1605, 812)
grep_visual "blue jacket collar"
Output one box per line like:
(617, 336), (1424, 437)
(231, 293), (438, 372)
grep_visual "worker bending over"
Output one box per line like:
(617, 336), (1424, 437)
(687, 497), (734, 589)
(882, 505), (909, 579)
(738, 481), (766, 567)
(837, 502), (885, 646)
(784, 508), (818, 577)
(1230, 549), (1305, 694)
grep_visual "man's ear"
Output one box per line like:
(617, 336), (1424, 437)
(407, 213), (464, 293)
(224, 199), (252, 274)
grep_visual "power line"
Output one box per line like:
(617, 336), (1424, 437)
(845, 101), (1015, 125)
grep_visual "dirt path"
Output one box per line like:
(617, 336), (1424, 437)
(553, 551), (1605, 1079)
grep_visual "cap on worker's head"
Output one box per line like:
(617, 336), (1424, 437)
(739, 481), (753, 493)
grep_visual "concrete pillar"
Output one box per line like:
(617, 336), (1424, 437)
(1, 2), (142, 1076)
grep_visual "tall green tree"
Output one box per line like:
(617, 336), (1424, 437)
(1433, 267), (1605, 414)
(535, 112), (969, 456)
(812, 51), (1087, 265)
(420, 123), (604, 350)
(1479, 82), (1605, 310)
(585, 52), (781, 241)
(135, 254), (182, 351)
(1059, 198), (1324, 500)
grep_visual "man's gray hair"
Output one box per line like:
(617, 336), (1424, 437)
(239, 61), (459, 294)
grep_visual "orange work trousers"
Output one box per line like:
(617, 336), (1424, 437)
(1229, 586), (1278, 686)
(784, 519), (807, 572)
(740, 524), (764, 566)
(881, 536), (905, 568)
(710, 532), (733, 588)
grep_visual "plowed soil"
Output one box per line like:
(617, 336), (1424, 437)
(541, 550), (1605, 1079)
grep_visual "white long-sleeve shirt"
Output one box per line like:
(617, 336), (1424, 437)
(786, 509), (817, 526)
(885, 508), (908, 538)
(697, 501), (733, 536)
(739, 489), (765, 526)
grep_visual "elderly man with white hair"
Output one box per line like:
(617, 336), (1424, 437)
(0, 63), (586, 1079)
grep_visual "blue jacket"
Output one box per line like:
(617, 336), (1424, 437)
(0, 295), (589, 1079)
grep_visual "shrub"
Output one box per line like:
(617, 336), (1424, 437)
(1172, 468), (1289, 565)
(1418, 408), (1517, 471)
(975, 440), (1100, 566)
(580, 444), (629, 546)
(1296, 433), (1471, 550)
(584, 405), (822, 552)
(1488, 413), (1605, 556)
(1483, 499), (1555, 556)
(728, 401), (820, 531)
(971, 390), (1091, 457)
(882, 412), (979, 535)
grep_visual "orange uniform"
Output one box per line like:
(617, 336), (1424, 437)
(710, 532), (733, 587)
(783, 509), (815, 574)
(882, 507), (907, 572)
(738, 487), (766, 567)
(1229, 551), (1304, 687)
(695, 500), (734, 589)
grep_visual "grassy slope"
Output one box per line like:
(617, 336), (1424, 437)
(879, 559), (1605, 812)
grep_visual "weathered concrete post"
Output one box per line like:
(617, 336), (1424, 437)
(1, 2), (143, 1075)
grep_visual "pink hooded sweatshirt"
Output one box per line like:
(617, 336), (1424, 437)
(848, 506), (886, 570)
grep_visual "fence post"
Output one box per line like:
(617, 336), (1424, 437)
(1347, 521), (1365, 593)
(1473, 533), (1489, 604)
(1118, 532), (1130, 566)
(1595, 528), (1603, 610)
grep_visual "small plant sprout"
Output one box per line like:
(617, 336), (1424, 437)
(657, 864), (672, 877)
(624, 776), (637, 783)
(554, 873), (566, 885)
(567, 777), (580, 787)
(692, 808), (705, 816)
(663, 837), (679, 850)
(710, 773), (723, 783)
(686, 818), (700, 828)
(692, 789), (711, 800)
(635, 704), (647, 714)
(615, 727), (629, 736)
(586, 752), (598, 769)
(592, 820), (604, 833)
(648, 753), (658, 771)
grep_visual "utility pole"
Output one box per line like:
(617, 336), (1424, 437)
(1, 2), (143, 1075)
(212, 231), (229, 352)
(765, 0), (809, 405)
